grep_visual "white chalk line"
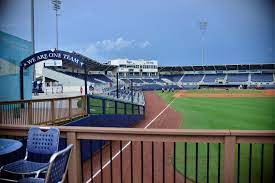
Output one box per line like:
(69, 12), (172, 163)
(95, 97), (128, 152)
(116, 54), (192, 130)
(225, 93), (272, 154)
(86, 98), (176, 183)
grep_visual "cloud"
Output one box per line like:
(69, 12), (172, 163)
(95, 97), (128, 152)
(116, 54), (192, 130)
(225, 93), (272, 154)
(95, 37), (135, 51)
(81, 37), (151, 60)
(138, 41), (151, 48)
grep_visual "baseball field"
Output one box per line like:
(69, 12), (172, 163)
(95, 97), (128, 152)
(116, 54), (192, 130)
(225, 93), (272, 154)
(157, 89), (275, 183)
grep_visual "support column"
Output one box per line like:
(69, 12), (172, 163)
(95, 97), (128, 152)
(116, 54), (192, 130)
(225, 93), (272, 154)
(116, 73), (119, 99)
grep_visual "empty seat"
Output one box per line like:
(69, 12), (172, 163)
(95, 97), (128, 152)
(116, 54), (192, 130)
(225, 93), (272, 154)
(181, 74), (204, 82)
(251, 73), (273, 82)
(227, 74), (248, 82)
(203, 74), (225, 82)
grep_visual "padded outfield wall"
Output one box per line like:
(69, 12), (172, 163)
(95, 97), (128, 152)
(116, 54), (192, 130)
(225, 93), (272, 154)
(0, 31), (33, 101)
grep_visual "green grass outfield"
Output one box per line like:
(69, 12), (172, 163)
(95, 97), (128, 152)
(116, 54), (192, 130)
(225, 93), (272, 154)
(157, 90), (275, 183)
(183, 88), (266, 94)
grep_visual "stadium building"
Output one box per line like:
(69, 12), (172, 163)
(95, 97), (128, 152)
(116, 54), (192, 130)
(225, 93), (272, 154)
(109, 59), (158, 78)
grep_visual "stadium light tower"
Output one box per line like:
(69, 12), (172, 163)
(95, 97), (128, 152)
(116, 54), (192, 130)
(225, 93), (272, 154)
(52, 0), (62, 50)
(199, 20), (208, 66)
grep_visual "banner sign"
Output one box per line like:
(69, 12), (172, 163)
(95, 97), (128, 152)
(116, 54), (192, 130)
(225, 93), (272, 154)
(21, 50), (84, 68)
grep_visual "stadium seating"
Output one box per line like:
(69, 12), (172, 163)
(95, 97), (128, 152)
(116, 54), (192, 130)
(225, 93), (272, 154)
(203, 74), (225, 83)
(92, 74), (113, 82)
(153, 78), (165, 83)
(226, 74), (248, 82)
(121, 79), (130, 83)
(165, 85), (182, 90)
(181, 74), (204, 82)
(251, 73), (273, 82)
(142, 79), (156, 83)
(182, 85), (199, 90)
(160, 74), (182, 82)
(130, 79), (144, 83)
(52, 70), (113, 83)
(141, 84), (163, 91)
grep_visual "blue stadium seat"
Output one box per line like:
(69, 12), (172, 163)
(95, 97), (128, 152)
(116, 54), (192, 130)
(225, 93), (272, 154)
(203, 74), (225, 82)
(181, 74), (204, 82)
(142, 79), (156, 83)
(251, 73), (273, 82)
(130, 79), (144, 83)
(160, 74), (182, 82)
(227, 74), (248, 82)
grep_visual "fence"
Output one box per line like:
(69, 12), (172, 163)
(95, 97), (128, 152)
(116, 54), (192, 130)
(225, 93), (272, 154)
(0, 96), (86, 125)
(88, 95), (145, 116)
(0, 125), (274, 183)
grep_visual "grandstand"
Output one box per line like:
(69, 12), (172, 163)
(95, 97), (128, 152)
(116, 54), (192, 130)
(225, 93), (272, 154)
(42, 58), (275, 94)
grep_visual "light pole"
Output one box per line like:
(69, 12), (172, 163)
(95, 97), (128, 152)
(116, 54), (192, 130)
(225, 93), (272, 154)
(31, 0), (35, 80)
(52, 0), (62, 50)
(199, 20), (208, 66)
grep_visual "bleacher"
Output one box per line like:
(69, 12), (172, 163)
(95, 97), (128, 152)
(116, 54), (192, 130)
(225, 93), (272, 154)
(141, 84), (163, 91)
(165, 85), (182, 90)
(227, 74), (248, 82)
(142, 79), (156, 83)
(121, 79), (130, 83)
(130, 79), (144, 83)
(51, 70), (113, 83)
(153, 78), (165, 83)
(181, 74), (204, 82)
(92, 74), (113, 82)
(203, 74), (225, 83)
(251, 73), (273, 82)
(160, 74), (182, 82)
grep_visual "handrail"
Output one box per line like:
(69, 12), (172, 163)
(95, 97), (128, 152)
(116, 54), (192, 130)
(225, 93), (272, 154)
(0, 96), (87, 126)
(0, 95), (84, 104)
(89, 94), (144, 106)
(0, 125), (274, 183)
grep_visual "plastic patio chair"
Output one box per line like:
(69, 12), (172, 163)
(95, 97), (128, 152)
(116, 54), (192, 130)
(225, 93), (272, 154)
(0, 127), (60, 180)
(18, 144), (73, 183)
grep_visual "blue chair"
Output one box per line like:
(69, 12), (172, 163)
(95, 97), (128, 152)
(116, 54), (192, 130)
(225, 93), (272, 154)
(18, 144), (73, 183)
(0, 127), (60, 180)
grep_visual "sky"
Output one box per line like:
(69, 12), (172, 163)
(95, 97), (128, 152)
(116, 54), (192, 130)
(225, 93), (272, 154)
(0, 0), (274, 66)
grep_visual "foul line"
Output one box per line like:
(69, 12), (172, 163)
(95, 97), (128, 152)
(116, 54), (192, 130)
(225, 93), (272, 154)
(86, 97), (176, 183)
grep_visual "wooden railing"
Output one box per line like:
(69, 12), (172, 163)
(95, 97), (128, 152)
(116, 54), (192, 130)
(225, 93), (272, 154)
(0, 125), (274, 183)
(0, 96), (86, 125)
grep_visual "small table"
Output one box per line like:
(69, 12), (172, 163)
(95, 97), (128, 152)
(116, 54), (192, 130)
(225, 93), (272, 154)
(0, 138), (22, 156)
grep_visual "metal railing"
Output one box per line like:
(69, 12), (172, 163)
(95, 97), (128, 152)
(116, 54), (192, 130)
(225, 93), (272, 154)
(88, 95), (145, 116)
(0, 125), (274, 183)
(0, 96), (86, 125)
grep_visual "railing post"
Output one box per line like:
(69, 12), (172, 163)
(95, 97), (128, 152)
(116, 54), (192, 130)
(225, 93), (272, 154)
(86, 95), (90, 115)
(138, 105), (140, 115)
(69, 98), (72, 120)
(115, 101), (118, 115)
(51, 99), (55, 124)
(67, 132), (82, 183)
(124, 103), (127, 115)
(0, 104), (3, 125)
(28, 101), (32, 125)
(82, 96), (87, 116)
(102, 99), (106, 114)
(143, 106), (145, 116)
(224, 136), (236, 183)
